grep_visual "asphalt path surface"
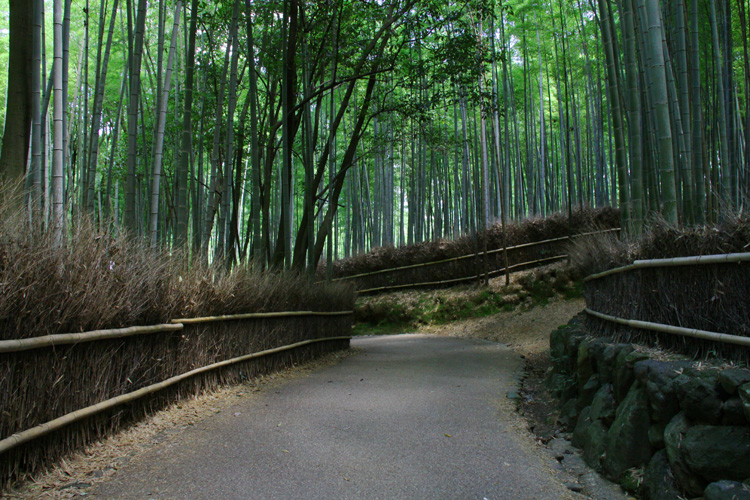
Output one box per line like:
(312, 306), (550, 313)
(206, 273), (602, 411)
(91, 334), (576, 500)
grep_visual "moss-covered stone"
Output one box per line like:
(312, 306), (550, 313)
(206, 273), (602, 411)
(648, 422), (666, 450)
(704, 480), (750, 500)
(640, 450), (683, 500)
(739, 383), (750, 423)
(719, 369), (750, 396)
(722, 397), (748, 426)
(603, 383), (652, 480)
(576, 374), (601, 412)
(613, 349), (645, 403)
(581, 420), (608, 470)
(577, 341), (595, 386)
(590, 383), (616, 425)
(682, 425), (750, 483)
(664, 412), (706, 497)
(558, 398), (579, 430)
(674, 371), (724, 424)
(572, 406), (593, 449)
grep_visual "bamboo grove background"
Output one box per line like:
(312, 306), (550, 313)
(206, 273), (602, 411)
(0, 0), (747, 269)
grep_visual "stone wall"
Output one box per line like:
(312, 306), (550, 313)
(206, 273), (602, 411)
(549, 315), (750, 500)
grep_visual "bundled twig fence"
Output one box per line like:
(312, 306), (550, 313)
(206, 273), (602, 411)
(584, 252), (750, 364)
(0, 310), (352, 488)
(335, 228), (620, 294)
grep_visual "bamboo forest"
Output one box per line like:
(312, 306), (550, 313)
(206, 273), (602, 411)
(0, 0), (748, 271)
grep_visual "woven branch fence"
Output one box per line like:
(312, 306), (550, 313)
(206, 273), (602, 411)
(584, 252), (750, 364)
(334, 228), (620, 294)
(0, 310), (352, 488)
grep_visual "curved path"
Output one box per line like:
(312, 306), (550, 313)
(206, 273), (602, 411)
(91, 335), (576, 500)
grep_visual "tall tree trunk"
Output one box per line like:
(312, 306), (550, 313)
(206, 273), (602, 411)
(175, 0), (198, 248)
(124, 0), (148, 233)
(709, 0), (731, 209)
(52, 0), (64, 244)
(0, 0), (33, 187)
(87, 0), (119, 213)
(148, 0), (181, 248)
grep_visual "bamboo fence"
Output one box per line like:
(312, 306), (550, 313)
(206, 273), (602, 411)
(357, 254), (568, 294)
(0, 335), (351, 455)
(585, 252), (750, 281)
(332, 228), (621, 284)
(0, 310), (353, 458)
(583, 252), (750, 356)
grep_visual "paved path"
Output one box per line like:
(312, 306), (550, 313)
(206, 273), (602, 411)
(92, 335), (576, 500)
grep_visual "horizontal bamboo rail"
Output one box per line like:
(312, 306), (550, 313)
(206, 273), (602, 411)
(0, 335), (351, 456)
(329, 227), (621, 283)
(0, 324), (184, 354)
(0, 311), (354, 355)
(173, 310), (353, 325)
(585, 252), (750, 282)
(357, 254), (568, 294)
(585, 308), (750, 348)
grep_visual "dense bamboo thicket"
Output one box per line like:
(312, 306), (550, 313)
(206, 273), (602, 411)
(0, 0), (746, 273)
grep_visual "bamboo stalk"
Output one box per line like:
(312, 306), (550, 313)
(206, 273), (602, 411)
(584, 252), (750, 282)
(0, 324), (184, 354)
(0, 335), (351, 456)
(585, 308), (750, 348)
(329, 228), (620, 283)
(173, 310), (353, 325)
(358, 255), (567, 294)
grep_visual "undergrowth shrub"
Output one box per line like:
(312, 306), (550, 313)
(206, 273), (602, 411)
(0, 185), (355, 339)
(327, 206), (620, 281)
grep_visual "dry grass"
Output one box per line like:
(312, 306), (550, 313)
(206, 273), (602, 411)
(326, 207), (620, 291)
(0, 185), (356, 491)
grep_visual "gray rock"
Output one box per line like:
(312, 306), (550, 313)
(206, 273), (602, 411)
(581, 420), (608, 470)
(648, 422), (667, 450)
(739, 383), (750, 423)
(596, 344), (622, 385)
(682, 425), (750, 483)
(722, 397), (748, 426)
(719, 369), (750, 396)
(572, 406), (593, 449)
(704, 480), (750, 500)
(577, 375), (601, 412)
(665, 412), (706, 497)
(613, 350), (646, 403)
(640, 450), (683, 500)
(550, 327), (568, 362)
(674, 371), (723, 424)
(590, 384), (617, 425)
(603, 383), (652, 480)
(577, 341), (595, 386)
(558, 398), (579, 430)
(566, 333), (586, 372)
(636, 360), (685, 423)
